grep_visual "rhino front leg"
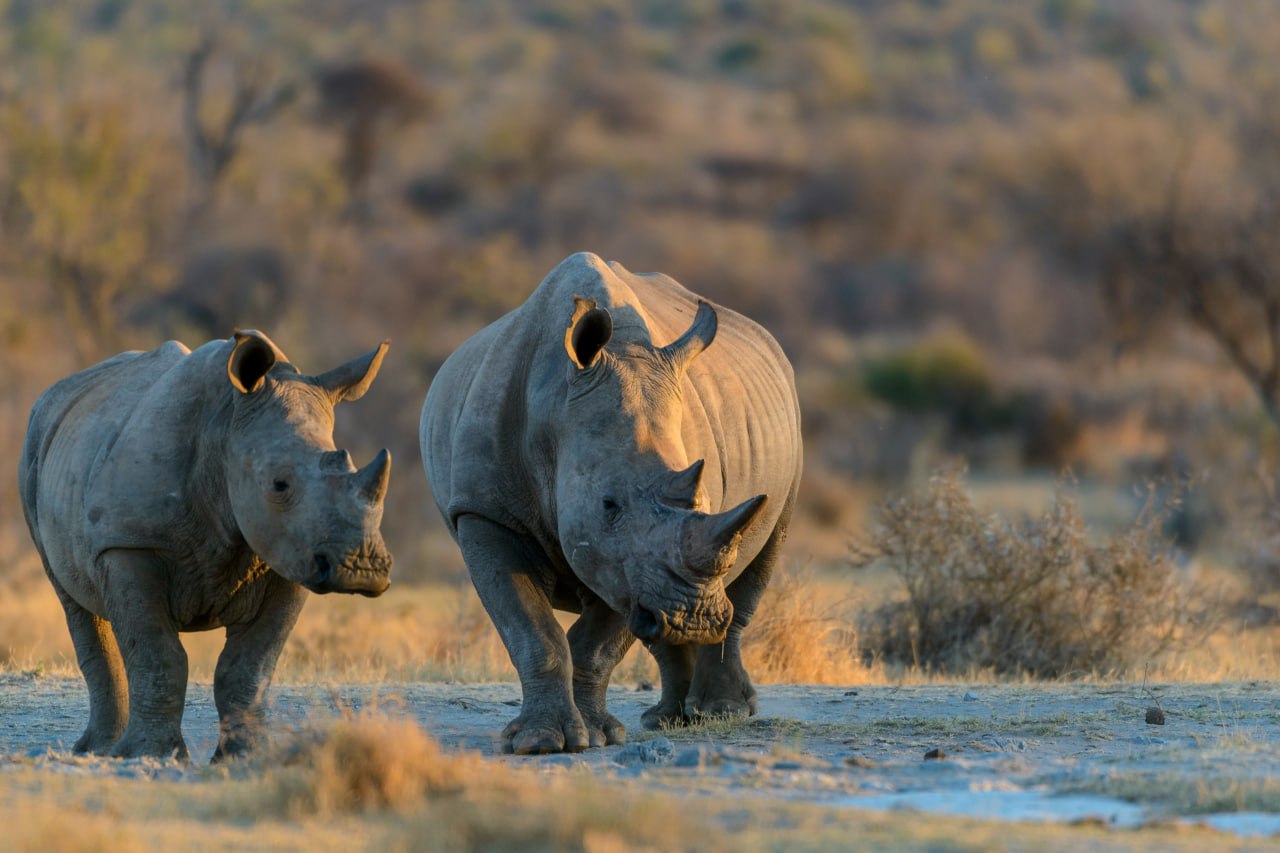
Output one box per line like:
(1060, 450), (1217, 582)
(49, 574), (128, 753)
(567, 593), (634, 746)
(457, 514), (589, 755)
(688, 519), (788, 718)
(640, 641), (695, 730)
(212, 574), (308, 763)
(100, 551), (190, 760)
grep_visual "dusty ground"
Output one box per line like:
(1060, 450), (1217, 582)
(3, 674), (1279, 845)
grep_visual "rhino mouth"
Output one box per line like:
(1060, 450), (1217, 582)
(305, 544), (392, 597)
(628, 593), (733, 645)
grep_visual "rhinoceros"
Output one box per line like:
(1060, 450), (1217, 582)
(19, 330), (393, 761)
(420, 252), (802, 754)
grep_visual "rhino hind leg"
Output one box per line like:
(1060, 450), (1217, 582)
(687, 516), (789, 719)
(640, 642), (695, 730)
(100, 551), (191, 761)
(567, 593), (634, 746)
(457, 515), (590, 755)
(50, 576), (128, 754)
(212, 574), (308, 763)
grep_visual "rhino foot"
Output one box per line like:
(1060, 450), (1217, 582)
(109, 726), (190, 762)
(688, 671), (758, 720)
(501, 703), (590, 755)
(210, 730), (263, 764)
(73, 725), (124, 756)
(578, 706), (627, 747)
(640, 699), (692, 731)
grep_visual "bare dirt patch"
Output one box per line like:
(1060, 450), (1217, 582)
(3, 675), (1280, 845)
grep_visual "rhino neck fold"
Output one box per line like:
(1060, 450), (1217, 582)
(188, 383), (249, 563)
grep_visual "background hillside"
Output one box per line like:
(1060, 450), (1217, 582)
(2, 0), (1278, 619)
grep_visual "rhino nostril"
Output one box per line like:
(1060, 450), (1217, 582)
(309, 553), (334, 590)
(628, 605), (664, 641)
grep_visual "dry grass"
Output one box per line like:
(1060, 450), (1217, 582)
(7, 804), (143, 853)
(257, 710), (489, 816)
(227, 708), (700, 850)
(742, 565), (871, 685)
(0, 751), (1255, 853)
(5, 565), (1276, 687)
(855, 469), (1212, 678)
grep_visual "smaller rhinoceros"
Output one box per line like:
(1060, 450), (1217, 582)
(19, 331), (393, 761)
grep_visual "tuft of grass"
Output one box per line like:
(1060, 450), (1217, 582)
(237, 709), (699, 849)
(855, 469), (1211, 678)
(255, 709), (489, 816)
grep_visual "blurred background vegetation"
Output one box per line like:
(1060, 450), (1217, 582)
(3, 0), (1280, 658)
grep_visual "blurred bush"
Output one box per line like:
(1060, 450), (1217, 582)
(855, 469), (1209, 677)
(862, 332), (998, 431)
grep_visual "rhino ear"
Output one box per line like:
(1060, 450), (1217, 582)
(315, 340), (390, 403)
(227, 330), (281, 394)
(660, 300), (717, 373)
(565, 296), (612, 370)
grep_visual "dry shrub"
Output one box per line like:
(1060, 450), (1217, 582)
(253, 710), (694, 850)
(261, 710), (489, 816)
(856, 469), (1206, 677)
(742, 566), (869, 685)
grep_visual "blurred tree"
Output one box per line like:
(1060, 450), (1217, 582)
(1029, 114), (1280, 425)
(312, 58), (432, 213)
(182, 35), (297, 214)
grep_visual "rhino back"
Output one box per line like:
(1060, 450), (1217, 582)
(20, 340), (232, 613)
(421, 310), (545, 539)
(421, 253), (801, 569)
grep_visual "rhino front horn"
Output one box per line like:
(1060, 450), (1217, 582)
(355, 448), (392, 504)
(682, 494), (768, 577)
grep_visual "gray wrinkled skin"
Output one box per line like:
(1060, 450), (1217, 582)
(19, 330), (394, 762)
(421, 253), (802, 754)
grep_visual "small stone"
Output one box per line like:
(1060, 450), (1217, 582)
(843, 690), (859, 697)
(673, 746), (716, 768)
(635, 681), (655, 692)
(1145, 707), (1166, 725)
(963, 692), (979, 702)
(844, 755), (878, 768)
(613, 737), (674, 766)
(923, 748), (947, 760)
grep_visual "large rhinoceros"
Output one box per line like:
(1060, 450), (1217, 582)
(420, 252), (802, 754)
(19, 330), (393, 761)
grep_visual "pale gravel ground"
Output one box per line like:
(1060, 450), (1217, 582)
(3, 675), (1279, 833)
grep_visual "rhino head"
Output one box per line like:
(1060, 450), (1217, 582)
(554, 298), (767, 645)
(223, 330), (393, 597)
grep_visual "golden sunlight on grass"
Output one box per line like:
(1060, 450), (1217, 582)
(4, 569), (1279, 687)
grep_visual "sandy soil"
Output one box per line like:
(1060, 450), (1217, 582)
(2, 675), (1279, 838)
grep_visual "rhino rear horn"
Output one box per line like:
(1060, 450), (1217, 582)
(682, 494), (768, 577)
(228, 330), (283, 394)
(665, 459), (705, 506)
(316, 340), (390, 403)
(354, 448), (391, 504)
(660, 300), (717, 373)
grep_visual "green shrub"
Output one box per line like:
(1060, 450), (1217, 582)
(862, 333), (1004, 432)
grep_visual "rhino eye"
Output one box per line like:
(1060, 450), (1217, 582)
(272, 479), (291, 493)
(602, 498), (622, 523)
